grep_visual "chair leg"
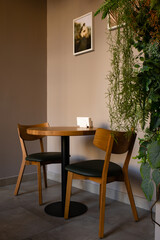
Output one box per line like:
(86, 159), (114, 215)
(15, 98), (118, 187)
(124, 174), (138, 221)
(37, 163), (43, 205)
(14, 159), (26, 196)
(43, 165), (47, 188)
(64, 171), (73, 219)
(99, 182), (106, 239)
(99, 184), (102, 208)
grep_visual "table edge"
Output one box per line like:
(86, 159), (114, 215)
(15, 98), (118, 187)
(27, 127), (97, 136)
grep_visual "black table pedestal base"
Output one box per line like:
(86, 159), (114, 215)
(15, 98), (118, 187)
(44, 201), (88, 218)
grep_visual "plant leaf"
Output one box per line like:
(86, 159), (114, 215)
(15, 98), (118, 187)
(139, 141), (148, 156)
(134, 64), (140, 68)
(154, 118), (160, 129)
(140, 162), (150, 179)
(152, 169), (160, 187)
(140, 57), (144, 61)
(148, 141), (160, 168)
(150, 116), (160, 130)
(141, 178), (154, 201)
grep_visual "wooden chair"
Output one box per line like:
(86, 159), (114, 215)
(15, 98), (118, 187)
(14, 122), (62, 205)
(64, 128), (138, 238)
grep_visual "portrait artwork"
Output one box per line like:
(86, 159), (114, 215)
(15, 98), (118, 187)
(73, 12), (93, 55)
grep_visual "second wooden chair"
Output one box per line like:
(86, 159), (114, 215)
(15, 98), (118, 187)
(64, 128), (138, 238)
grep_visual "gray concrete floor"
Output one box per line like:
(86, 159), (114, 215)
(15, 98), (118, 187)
(0, 179), (155, 240)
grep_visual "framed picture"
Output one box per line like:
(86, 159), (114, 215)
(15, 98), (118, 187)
(107, 11), (125, 30)
(73, 12), (93, 56)
(107, 11), (119, 30)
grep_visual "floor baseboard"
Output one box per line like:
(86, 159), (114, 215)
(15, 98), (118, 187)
(0, 173), (37, 187)
(47, 171), (153, 211)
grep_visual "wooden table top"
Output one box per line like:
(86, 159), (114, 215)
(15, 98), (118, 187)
(27, 126), (97, 136)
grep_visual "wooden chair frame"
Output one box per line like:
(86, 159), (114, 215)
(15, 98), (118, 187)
(64, 128), (138, 238)
(14, 122), (56, 205)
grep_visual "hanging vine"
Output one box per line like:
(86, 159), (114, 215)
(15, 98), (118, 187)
(107, 24), (139, 131)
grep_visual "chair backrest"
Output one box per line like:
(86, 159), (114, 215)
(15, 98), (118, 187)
(93, 128), (113, 151)
(112, 130), (136, 171)
(17, 122), (49, 157)
(93, 128), (136, 178)
(111, 131), (136, 154)
(18, 122), (49, 141)
(93, 128), (114, 180)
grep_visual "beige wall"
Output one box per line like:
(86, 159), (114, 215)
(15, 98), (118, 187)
(0, 0), (47, 179)
(47, 0), (153, 209)
(47, 0), (109, 170)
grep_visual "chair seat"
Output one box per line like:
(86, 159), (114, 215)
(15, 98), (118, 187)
(26, 152), (62, 163)
(65, 160), (123, 178)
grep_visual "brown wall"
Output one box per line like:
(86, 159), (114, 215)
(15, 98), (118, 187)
(0, 0), (47, 179)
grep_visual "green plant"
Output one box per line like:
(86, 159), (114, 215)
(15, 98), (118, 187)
(136, 129), (160, 200)
(95, 0), (160, 201)
(106, 20), (139, 132)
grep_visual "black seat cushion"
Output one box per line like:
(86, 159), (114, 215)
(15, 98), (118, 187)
(65, 160), (122, 178)
(26, 152), (62, 163)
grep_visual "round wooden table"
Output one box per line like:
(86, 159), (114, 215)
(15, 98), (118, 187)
(27, 126), (96, 217)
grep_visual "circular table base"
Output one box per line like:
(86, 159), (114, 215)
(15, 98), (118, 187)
(44, 201), (88, 218)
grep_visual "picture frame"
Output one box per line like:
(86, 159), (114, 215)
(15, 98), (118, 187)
(107, 10), (125, 30)
(73, 12), (93, 56)
(107, 11), (119, 30)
